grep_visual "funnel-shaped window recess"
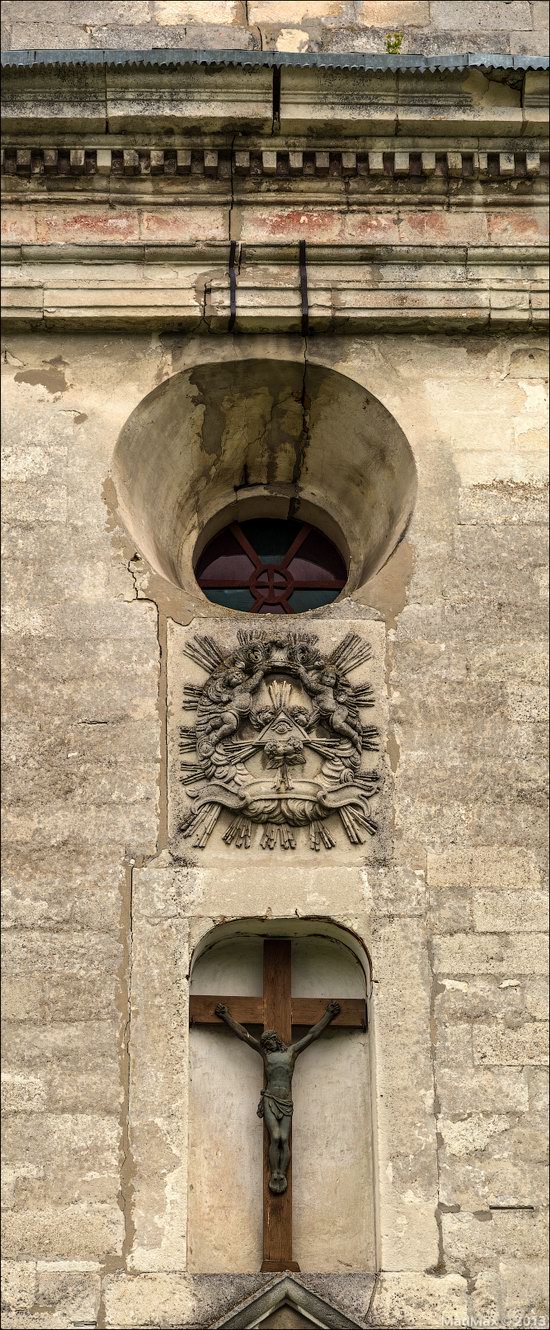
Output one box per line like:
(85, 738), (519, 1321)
(112, 358), (417, 606)
(195, 518), (347, 614)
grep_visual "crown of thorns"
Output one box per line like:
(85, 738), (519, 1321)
(260, 1029), (286, 1049)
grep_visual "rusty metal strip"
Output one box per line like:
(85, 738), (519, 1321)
(299, 239), (309, 338)
(228, 239), (237, 332)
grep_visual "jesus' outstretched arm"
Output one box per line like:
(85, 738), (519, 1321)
(289, 999), (341, 1057)
(215, 1003), (262, 1053)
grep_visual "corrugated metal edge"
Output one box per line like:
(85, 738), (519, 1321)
(1, 47), (548, 73)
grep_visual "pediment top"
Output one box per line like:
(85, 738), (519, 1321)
(210, 1273), (370, 1329)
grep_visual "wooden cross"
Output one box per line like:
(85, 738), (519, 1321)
(189, 937), (367, 1272)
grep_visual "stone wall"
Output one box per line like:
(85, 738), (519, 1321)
(2, 329), (548, 1328)
(0, 0), (548, 57)
(1, 2), (548, 1328)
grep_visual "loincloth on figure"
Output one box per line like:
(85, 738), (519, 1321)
(257, 1089), (294, 1121)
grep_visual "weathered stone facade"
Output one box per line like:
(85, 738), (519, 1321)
(0, 0), (549, 56)
(1, 3), (548, 1329)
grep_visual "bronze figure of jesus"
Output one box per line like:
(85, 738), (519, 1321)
(214, 999), (341, 1194)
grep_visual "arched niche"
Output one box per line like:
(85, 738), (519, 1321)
(112, 358), (416, 607)
(188, 918), (376, 1275)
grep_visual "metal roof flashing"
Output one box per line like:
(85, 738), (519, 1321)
(1, 48), (548, 74)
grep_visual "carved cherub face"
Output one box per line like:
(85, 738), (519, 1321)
(320, 667), (338, 686)
(225, 668), (245, 688)
(289, 706), (310, 728)
(260, 1030), (286, 1052)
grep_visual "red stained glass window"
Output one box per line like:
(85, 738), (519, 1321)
(195, 519), (347, 614)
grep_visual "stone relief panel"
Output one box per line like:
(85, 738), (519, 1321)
(168, 619), (388, 862)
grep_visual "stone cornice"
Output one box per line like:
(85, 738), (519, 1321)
(2, 51), (547, 332)
(2, 146), (547, 216)
(5, 240), (546, 264)
(2, 145), (547, 183)
(2, 241), (547, 331)
(1, 58), (547, 139)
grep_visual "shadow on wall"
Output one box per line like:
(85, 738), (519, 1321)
(111, 358), (417, 604)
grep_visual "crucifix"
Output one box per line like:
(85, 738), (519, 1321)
(189, 938), (367, 1272)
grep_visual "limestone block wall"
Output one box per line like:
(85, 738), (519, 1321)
(1, 3), (548, 1328)
(1, 330), (548, 1328)
(0, 0), (549, 57)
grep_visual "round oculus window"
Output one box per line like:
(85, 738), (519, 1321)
(195, 518), (348, 614)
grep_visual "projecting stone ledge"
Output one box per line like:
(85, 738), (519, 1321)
(1, 241), (548, 331)
(1, 53), (548, 138)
